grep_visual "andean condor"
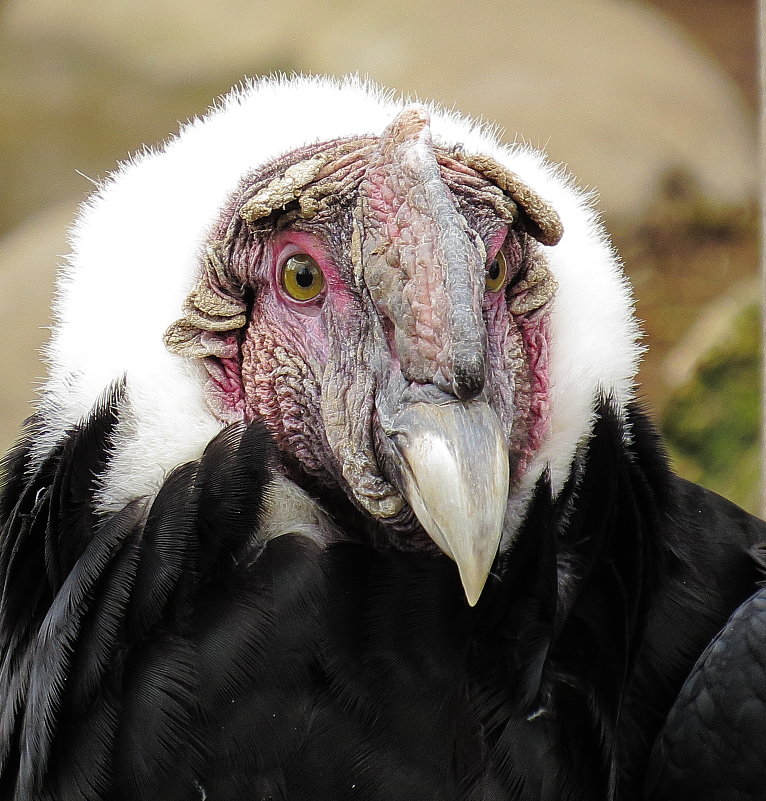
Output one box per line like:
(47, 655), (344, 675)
(0, 75), (764, 801)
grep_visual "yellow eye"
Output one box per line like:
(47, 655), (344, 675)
(281, 253), (325, 301)
(485, 249), (507, 293)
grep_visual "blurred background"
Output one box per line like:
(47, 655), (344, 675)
(0, 0), (760, 512)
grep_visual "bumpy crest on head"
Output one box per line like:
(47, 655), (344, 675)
(32, 74), (640, 513)
(163, 107), (563, 374)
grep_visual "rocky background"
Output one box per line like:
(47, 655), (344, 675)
(0, 0), (760, 511)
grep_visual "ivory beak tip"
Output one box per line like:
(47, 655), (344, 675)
(390, 401), (509, 606)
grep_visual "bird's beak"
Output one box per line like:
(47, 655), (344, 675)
(356, 104), (510, 604)
(388, 400), (509, 606)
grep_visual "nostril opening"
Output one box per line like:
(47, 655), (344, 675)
(453, 377), (484, 401)
(452, 354), (486, 400)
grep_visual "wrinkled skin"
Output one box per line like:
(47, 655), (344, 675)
(165, 107), (559, 597)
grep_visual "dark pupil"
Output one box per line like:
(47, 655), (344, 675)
(296, 265), (314, 288)
(488, 260), (500, 280)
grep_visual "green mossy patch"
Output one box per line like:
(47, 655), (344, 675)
(662, 303), (761, 513)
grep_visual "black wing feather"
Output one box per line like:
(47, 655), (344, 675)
(0, 391), (283, 800)
(644, 585), (766, 801)
(1, 394), (765, 800)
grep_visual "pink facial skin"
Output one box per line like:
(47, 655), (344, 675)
(205, 333), (246, 419)
(271, 231), (353, 317)
(486, 227), (511, 271)
(193, 125), (558, 525)
(516, 312), (551, 477)
(257, 230), (354, 369)
(236, 229), (365, 478)
(200, 230), (348, 425)
(482, 229), (551, 481)
(166, 122), (563, 535)
(206, 220), (551, 489)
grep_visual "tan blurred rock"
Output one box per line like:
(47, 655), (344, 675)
(0, 0), (756, 456)
(3, 0), (755, 216)
(0, 201), (76, 454)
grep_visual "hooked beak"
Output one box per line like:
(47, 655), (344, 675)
(388, 400), (509, 606)
(357, 104), (510, 604)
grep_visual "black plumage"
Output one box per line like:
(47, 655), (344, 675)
(2, 77), (765, 800)
(645, 583), (766, 800)
(1, 388), (764, 800)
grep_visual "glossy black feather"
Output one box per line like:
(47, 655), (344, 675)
(644, 584), (766, 800)
(1, 395), (765, 800)
(617, 477), (766, 798)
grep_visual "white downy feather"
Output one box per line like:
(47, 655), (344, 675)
(32, 74), (642, 515)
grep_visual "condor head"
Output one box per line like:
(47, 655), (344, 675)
(40, 77), (640, 606)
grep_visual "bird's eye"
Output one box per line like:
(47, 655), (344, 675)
(485, 249), (507, 293)
(281, 253), (325, 301)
